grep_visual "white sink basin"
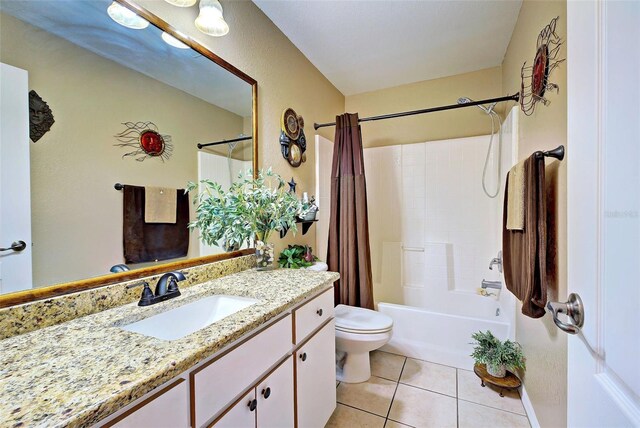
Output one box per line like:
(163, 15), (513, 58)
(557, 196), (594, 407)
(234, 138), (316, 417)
(122, 295), (259, 341)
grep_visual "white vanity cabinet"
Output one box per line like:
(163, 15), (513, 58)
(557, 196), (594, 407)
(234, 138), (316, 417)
(212, 389), (256, 428)
(98, 287), (336, 428)
(192, 314), (293, 427)
(104, 379), (190, 428)
(293, 289), (336, 428)
(295, 320), (336, 428)
(211, 355), (294, 428)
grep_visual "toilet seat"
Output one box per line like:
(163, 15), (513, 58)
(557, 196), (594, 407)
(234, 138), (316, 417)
(335, 304), (393, 335)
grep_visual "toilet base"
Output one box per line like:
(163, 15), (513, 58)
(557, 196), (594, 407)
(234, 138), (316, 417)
(336, 351), (371, 383)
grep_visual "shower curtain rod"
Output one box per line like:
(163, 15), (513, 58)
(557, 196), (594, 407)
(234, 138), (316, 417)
(197, 135), (253, 149)
(313, 93), (520, 130)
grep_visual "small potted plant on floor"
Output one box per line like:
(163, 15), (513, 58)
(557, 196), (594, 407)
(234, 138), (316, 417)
(470, 330), (526, 378)
(187, 168), (301, 270)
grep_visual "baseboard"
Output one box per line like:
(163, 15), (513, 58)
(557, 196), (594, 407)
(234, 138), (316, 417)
(520, 384), (541, 428)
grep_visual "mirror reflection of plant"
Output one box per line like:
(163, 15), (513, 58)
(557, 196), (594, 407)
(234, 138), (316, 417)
(187, 168), (301, 251)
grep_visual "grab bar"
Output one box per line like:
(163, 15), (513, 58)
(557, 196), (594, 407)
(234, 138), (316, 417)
(402, 247), (425, 252)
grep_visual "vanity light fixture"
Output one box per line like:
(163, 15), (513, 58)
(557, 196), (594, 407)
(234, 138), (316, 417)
(164, 0), (197, 6)
(194, 0), (229, 37)
(161, 31), (190, 49)
(107, 1), (149, 29)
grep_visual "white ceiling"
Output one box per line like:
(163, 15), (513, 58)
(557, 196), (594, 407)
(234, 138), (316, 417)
(253, 0), (522, 95)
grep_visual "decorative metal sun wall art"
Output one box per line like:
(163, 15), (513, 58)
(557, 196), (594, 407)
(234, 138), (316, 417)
(520, 16), (565, 116)
(114, 121), (173, 162)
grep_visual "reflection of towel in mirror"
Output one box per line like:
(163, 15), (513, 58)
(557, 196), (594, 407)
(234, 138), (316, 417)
(502, 154), (548, 318)
(144, 186), (177, 223)
(123, 185), (189, 264)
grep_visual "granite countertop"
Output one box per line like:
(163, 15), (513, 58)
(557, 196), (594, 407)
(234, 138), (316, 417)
(0, 269), (339, 428)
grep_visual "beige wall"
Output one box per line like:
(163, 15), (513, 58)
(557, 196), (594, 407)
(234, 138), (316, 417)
(501, 1), (568, 426)
(0, 13), (245, 287)
(345, 67), (503, 148)
(136, 0), (345, 257)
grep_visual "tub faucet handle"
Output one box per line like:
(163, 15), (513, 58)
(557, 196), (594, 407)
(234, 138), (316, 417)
(489, 250), (503, 273)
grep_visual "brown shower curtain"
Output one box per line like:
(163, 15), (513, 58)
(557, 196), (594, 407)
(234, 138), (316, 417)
(327, 113), (374, 309)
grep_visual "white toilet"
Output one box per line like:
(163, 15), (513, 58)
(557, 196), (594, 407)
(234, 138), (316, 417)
(334, 304), (394, 383)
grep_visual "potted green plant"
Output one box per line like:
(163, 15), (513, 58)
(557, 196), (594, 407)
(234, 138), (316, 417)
(187, 168), (301, 270)
(470, 330), (526, 378)
(278, 245), (318, 269)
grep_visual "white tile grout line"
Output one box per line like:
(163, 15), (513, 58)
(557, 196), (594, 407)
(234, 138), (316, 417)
(457, 398), (529, 417)
(456, 369), (460, 428)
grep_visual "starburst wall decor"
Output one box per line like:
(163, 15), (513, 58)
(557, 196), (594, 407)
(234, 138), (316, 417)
(114, 121), (173, 162)
(520, 16), (565, 116)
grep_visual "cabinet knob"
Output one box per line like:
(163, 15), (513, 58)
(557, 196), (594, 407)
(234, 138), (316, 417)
(300, 352), (307, 362)
(248, 399), (257, 411)
(316, 308), (323, 316)
(261, 387), (271, 399)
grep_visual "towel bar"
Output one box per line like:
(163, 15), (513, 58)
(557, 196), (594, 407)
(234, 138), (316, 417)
(534, 145), (565, 160)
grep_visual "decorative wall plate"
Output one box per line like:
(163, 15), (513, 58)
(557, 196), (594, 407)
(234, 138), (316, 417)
(281, 108), (300, 140)
(520, 16), (565, 116)
(280, 108), (307, 168)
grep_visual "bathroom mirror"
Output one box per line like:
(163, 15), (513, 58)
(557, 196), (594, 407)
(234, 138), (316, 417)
(0, 0), (258, 306)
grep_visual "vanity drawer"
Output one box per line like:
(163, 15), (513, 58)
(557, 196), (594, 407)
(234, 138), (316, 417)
(191, 314), (292, 427)
(294, 288), (334, 344)
(105, 379), (189, 428)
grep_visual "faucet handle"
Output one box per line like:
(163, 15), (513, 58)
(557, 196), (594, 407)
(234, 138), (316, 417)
(133, 282), (155, 306)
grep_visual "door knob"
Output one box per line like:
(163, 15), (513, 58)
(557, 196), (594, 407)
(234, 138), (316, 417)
(0, 241), (26, 252)
(547, 293), (584, 335)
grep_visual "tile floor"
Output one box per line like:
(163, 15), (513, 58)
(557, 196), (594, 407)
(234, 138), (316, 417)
(326, 350), (530, 428)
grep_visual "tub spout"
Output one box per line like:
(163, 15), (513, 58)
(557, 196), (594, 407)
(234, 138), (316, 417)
(481, 279), (502, 290)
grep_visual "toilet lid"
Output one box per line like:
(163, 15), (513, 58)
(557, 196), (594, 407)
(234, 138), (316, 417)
(334, 304), (393, 334)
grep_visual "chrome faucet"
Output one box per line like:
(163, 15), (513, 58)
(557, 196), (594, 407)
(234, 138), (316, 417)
(481, 279), (502, 290)
(127, 271), (187, 306)
(489, 250), (503, 273)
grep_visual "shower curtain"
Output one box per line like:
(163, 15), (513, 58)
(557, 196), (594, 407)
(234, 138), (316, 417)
(327, 113), (374, 309)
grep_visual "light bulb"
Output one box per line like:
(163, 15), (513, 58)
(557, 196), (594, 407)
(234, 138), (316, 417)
(107, 2), (149, 30)
(195, 0), (229, 37)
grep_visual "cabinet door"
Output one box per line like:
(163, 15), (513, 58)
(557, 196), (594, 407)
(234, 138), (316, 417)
(108, 379), (189, 428)
(257, 356), (294, 428)
(212, 389), (256, 428)
(296, 320), (336, 428)
(193, 315), (292, 427)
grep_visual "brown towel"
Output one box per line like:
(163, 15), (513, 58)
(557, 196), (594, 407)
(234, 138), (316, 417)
(123, 185), (189, 264)
(144, 186), (177, 224)
(502, 154), (547, 318)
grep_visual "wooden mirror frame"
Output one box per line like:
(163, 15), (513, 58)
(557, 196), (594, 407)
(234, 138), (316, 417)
(0, 0), (258, 309)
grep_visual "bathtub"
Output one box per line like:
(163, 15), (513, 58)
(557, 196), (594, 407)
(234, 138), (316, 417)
(378, 291), (514, 369)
